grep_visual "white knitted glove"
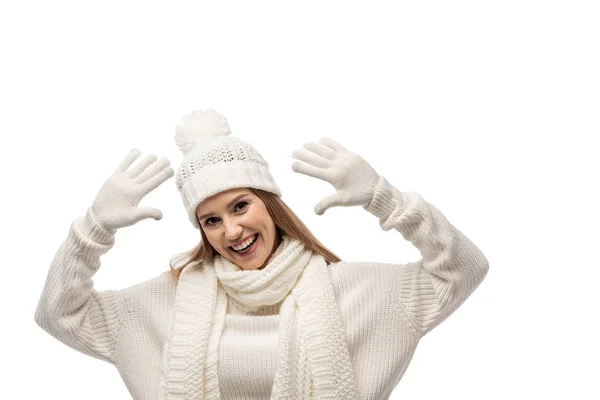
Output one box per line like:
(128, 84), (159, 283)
(89, 149), (175, 233)
(291, 137), (380, 215)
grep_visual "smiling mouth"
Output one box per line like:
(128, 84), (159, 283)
(229, 233), (259, 253)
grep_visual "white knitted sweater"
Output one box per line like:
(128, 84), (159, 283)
(34, 176), (489, 399)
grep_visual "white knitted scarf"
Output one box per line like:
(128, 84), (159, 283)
(158, 234), (359, 399)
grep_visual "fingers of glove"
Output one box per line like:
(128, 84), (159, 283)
(291, 161), (332, 183)
(139, 167), (175, 197)
(131, 207), (163, 222)
(128, 154), (158, 179)
(315, 192), (344, 215)
(104, 207), (162, 230)
(136, 157), (171, 184)
(303, 142), (336, 161)
(318, 137), (348, 153)
(291, 148), (331, 168)
(117, 149), (142, 172)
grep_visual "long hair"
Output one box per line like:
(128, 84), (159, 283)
(164, 188), (342, 283)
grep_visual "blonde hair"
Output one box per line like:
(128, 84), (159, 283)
(164, 188), (342, 283)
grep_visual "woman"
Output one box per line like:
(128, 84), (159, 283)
(34, 109), (489, 399)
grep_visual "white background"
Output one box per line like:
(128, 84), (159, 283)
(2, 1), (599, 398)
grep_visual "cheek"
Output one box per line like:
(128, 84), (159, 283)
(243, 210), (264, 227)
(204, 232), (221, 249)
(252, 206), (273, 227)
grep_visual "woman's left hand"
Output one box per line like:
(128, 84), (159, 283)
(291, 137), (380, 215)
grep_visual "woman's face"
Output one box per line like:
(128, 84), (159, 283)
(196, 188), (282, 271)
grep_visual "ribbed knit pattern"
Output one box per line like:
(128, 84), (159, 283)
(291, 258), (358, 398)
(219, 315), (280, 398)
(365, 176), (489, 335)
(34, 176), (489, 399)
(34, 208), (121, 362)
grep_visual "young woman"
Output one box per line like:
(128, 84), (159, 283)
(35, 109), (489, 399)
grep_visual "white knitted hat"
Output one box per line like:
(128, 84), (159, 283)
(174, 109), (282, 229)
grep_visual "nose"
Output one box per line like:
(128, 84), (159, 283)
(223, 217), (243, 242)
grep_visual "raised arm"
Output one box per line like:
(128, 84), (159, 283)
(34, 148), (174, 362)
(291, 137), (489, 336)
(364, 175), (489, 336)
(34, 209), (122, 363)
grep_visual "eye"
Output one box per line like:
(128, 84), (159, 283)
(203, 201), (249, 227)
(204, 217), (218, 226)
(235, 201), (249, 211)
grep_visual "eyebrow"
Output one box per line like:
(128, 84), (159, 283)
(197, 194), (249, 222)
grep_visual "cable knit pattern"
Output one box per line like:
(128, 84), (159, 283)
(34, 176), (489, 399)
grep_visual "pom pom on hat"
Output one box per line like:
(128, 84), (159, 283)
(175, 109), (232, 155)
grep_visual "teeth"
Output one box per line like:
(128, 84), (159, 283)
(232, 234), (257, 251)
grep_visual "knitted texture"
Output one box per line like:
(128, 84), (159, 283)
(174, 110), (281, 229)
(157, 235), (358, 399)
(34, 176), (489, 399)
(214, 235), (309, 313)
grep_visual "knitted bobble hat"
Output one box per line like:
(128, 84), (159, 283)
(174, 109), (282, 229)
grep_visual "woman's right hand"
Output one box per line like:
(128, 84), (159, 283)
(89, 149), (175, 233)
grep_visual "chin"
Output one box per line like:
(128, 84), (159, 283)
(240, 262), (265, 271)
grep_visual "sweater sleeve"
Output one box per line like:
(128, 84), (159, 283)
(34, 208), (124, 364)
(363, 176), (489, 336)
